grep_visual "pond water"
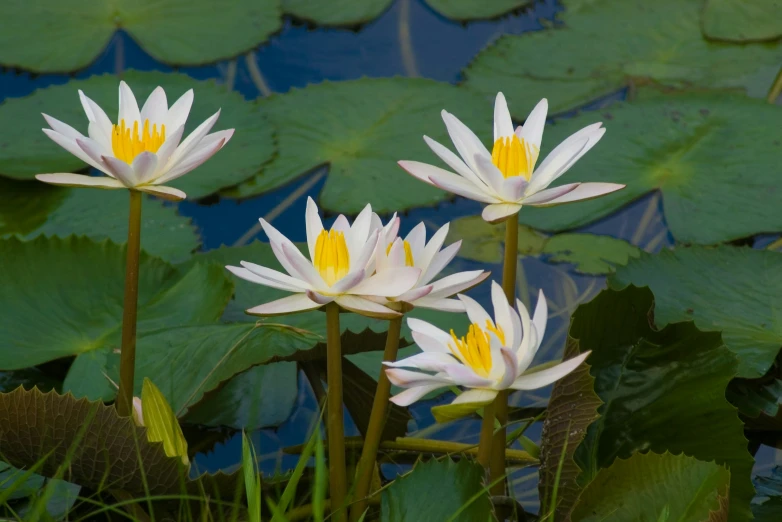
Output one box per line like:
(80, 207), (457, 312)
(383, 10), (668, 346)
(1, 0), (775, 513)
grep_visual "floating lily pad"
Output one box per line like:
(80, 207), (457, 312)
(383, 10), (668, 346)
(463, 0), (782, 115)
(425, 0), (530, 20)
(0, 71), (273, 199)
(702, 0), (782, 43)
(609, 246), (782, 378)
(0, 178), (199, 262)
(0, 235), (233, 370)
(282, 0), (392, 25)
(227, 78), (492, 213)
(0, 0), (280, 72)
(513, 94), (782, 244)
(570, 452), (730, 522)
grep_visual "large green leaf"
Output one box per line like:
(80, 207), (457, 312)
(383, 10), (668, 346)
(560, 286), (753, 522)
(227, 78), (492, 213)
(702, 0), (782, 43)
(0, 178), (199, 262)
(425, 0), (530, 20)
(0, 71), (273, 199)
(0, 235), (233, 370)
(0, 0), (280, 72)
(381, 458), (494, 522)
(609, 245), (782, 378)
(512, 94), (782, 244)
(282, 0), (392, 25)
(570, 452), (730, 522)
(463, 0), (781, 115)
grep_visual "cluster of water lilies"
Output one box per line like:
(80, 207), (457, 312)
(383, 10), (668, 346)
(35, 82), (623, 521)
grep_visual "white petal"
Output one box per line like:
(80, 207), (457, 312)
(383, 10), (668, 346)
(75, 136), (111, 170)
(515, 298), (537, 373)
(451, 388), (498, 405)
(306, 290), (334, 305)
(131, 151), (159, 184)
(419, 241), (460, 285)
(386, 368), (453, 387)
(395, 284), (433, 303)
(334, 295), (399, 319)
(352, 229), (380, 272)
(305, 196), (324, 261)
(347, 203), (374, 257)
(42, 114), (84, 141)
(196, 129), (234, 151)
(412, 297), (464, 312)
(246, 294), (322, 316)
(457, 293), (492, 326)
(522, 183), (580, 205)
(398, 160), (497, 204)
(493, 92), (514, 141)
(281, 241), (327, 289)
(511, 352), (590, 390)
(43, 130), (106, 174)
(101, 155), (139, 186)
(87, 121), (111, 152)
(227, 265), (303, 293)
(497, 347), (519, 389)
(140, 86), (168, 124)
(260, 220), (309, 280)
(441, 110), (492, 174)
(417, 222), (450, 276)
(408, 318), (454, 346)
(425, 270), (489, 300)
(136, 185), (186, 201)
(385, 352), (458, 372)
(528, 182), (625, 207)
(411, 330), (451, 353)
(389, 384), (444, 407)
(442, 364), (494, 388)
(154, 134), (226, 184)
(501, 176), (528, 202)
(329, 269), (366, 294)
(490, 281), (514, 345)
(532, 290), (548, 351)
(473, 155), (507, 199)
(35, 173), (124, 189)
(165, 89), (194, 131)
(239, 261), (311, 291)
(481, 203), (521, 224)
(79, 91), (114, 149)
(118, 81), (141, 125)
(423, 135), (487, 189)
(166, 109), (221, 168)
(350, 267), (421, 297)
(527, 124), (603, 194)
(405, 222), (427, 262)
(517, 98), (548, 150)
(153, 124), (185, 169)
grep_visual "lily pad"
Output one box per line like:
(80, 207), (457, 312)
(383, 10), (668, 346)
(463, 0), (782, 115)
(381, 458), (493, 522)
(227, 78), (492, 213)
(0, 71), (273, 200)
(570, 452), (730, 522)
(0, 0), (281, 72)
(282, 0), (392, 25)
(425, 0), (530, 21)
(702, 0), (782, 43)
(609, 245), (782, 378)
(0, 235), (233, 370)
(0, 177), (199, 263)
(512, 94), (782, 244)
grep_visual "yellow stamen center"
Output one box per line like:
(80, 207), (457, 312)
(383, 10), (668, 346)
(314, 229), (350, 287)
(448, 320), (506, 378)
(491, 134), (539, 180)
(386, 240), (415, 267)
(111, 119), (166, 164)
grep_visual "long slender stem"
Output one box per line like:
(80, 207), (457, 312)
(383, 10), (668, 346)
(325, 303), (347, 522)
(489, 216), (519, 494)
(349, 316), (403, 521)
(116, 190), (143, 417)
(476, 399), (496, 467)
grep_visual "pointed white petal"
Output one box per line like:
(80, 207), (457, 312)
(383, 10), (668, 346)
(166, 109), (221, 168)
(165, 89), (194, 131)
(352, 229), (380, 272)
(154, 136), (226, 184)
(79, 91), (114, 148)
(306, 290), (334, 305)
(412, 297), (464, 312)
(511, 352), (590, 390)
(118, 81), (141, 125)
(528, 182), (625, 207)
(35, 173), (124, 189)
(423, 135), (486, 188)
(347, 203), (374, 257)
(226, 265), (303, 292)
(131, 151), (159, 185)
(417, 222), (449, 276)
(493, 92), (514, 141)
(419, 241), (460, 286)
(43, 130), (106, 173)
(350, 267), (421, 297)
(395, 284), (433, 303)
(522, 183), (580, 205)
(408, 318), (452, 347)
(153, 124), (185, 168)
(386, 368), (453, 387)
(441, 110), (492, 174)
(457, 293), (492, 328)
(334, 295), (400, 319)
(385, 352), (458, 372)
(481, 203), (521, 224)
(136, 185), (187, 201)
(497, 347), (519, 389)
(405, 222), (427, 262)
(43, 114), (84, 140)
(473, 155), (507, 198)
(517, 98), (548, 149)
(501, 176), (528, 202)
(140, 86), (168, 124)
(305, 196), (324, 261)
(246, 294), (322, 316)
(527, 124), (603, 194)
(329, 269), (366, 294)
(442, 364), (494, 388)
(451, 388), (498, 405)
(490, 281), (514, 345)
(389, 384), (444, 406)
(87, 121), (111, 152)
(239, 261), (311, 291)
(425, 270), (489, 300)
(281, 241), (327, 289)
(411, 330), (451, 354)
(532, 290), (548, 350)
(101, 155), (139, 186)
(515, 298), (536, 373)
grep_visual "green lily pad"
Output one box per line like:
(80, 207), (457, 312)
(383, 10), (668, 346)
(546, 286), (752, 522)
(227, 78), (492, 213)
(184, 362), (298, 430)
(425, 0), (530, 21)
(513, 94), (782, 244)
(0, 0), (280, 73)
(570, 452), (730, 522)
(282, 0), (392, 25)
(381, 458), (493, 522)
(702, 0), (782, 43)
(609, 245), (782, 378)
(0, 177), (199, 263)
(463, 0), (782, 115)
(0, 235), (233, 370)
(0, 71), (273, 199)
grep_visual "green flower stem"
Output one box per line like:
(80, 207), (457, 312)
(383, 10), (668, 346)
(477, 398), (497, 467)
(349, 315), (403, 522)
(325, 303), (347, 522)
(490, 215), (520, 493)
(116, 189), (143, 417)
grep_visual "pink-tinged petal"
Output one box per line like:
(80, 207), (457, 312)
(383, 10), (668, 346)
(43, 130), (106, 173)
(389, 384), (445, 406)
(404, 222), (427, 261)
(351, 267), (421, 297)
(385, 368), (453, 387)
(136, 185), (187, 201)
(501, 176), (528, 202)
(497, 347), (519, 389)
(527, 124), (603, 194)
(429, 174), (497, 204)
(408, 318), (452, 347)
(385, 352), (458, 372)
(522, 183), (580, 205)
(347, 203), (374, 257)
(419, 241), (460, 285)
(281, 241), (327, 289)
(305, 197), (324, 261)
(87, 121), (111, 152)
(398, 160), (493, 203)
(118, 81), (141, 125)
(331, 214), (350, 234)
(352, 229), (380, 272)
(490, 281), (514, 345)
(532, 290), (548, 350)
(423, 135), (487, 189)
(239, 261), (311, 291)
(493, 92), (514, 141)
(154, 124), (185, 168)
(457, 293), (492, 327)
(411, 330), (451, 354)
(35, 173), (124, 189)
(329, 269), (366, 294)
(473, 155), (506, 197)
(193, 129), (234, 152)
(515, 298), (537, 374)
(246, 294), (322, 316)
(528, 182), (625, 207)
(417, 222), (449, 275)
(450, 388), (497, 405)
(226, 265), (302, 292)
(306, 290), (334, 305)
(395, 284), (433, 303)
(481, 203), (522, 224)
(166, 109), (221, 168)
(516, 98), (548, 150)
(511, 352), (590, 390)
(384, 238), (407, 269)
(412, 297), (464, 313)
(442, 364), (494, 388)
(131, 151), (159, 185)
(101, 155), (139, 186)
(140, 86), (168, 124)
(79, 91), (114, 149)
(165, 89), (194, 131)
(75, 136), (111, 168)
(441, 110), (492, 174)
(425, 270), (488, 299)
(334, 295), (400, 319)
(154, 137), (225, 184)
(42, 114), (84, 140)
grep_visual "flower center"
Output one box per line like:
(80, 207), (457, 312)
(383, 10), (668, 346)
(386, 240), (415, 267)
(448, 320), (506, 378)
(111, 119), (166, 164)
(314, 229), (350, 287)
(491, 134), (539, 180)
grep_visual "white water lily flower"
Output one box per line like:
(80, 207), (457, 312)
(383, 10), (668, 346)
(373, 220), (489, 312)
(226, 197), (421, 319)
(385, 281), (590, 407)
(398, 92), (624, 223)
(35, 81), (234, 201)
